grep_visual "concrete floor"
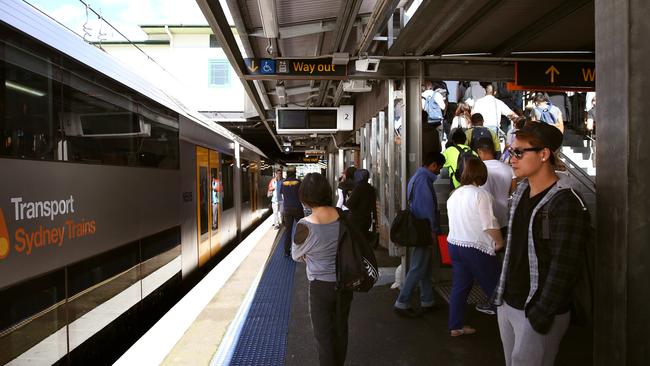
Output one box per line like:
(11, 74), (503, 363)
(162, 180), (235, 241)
(285, 248), (592, 366)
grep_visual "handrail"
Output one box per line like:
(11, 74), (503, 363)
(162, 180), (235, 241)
(558, 151), (596, 194)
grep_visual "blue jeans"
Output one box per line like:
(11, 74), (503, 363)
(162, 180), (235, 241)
(395, 246), (434, 309)
(448, 244), (500, 330)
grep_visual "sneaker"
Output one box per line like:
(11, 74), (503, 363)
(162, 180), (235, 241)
(393, 307), (421, 318)
(475, 303), (496, 315)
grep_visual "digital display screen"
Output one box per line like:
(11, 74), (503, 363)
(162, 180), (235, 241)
(81, 113), (139, 135)
(277, 110), (307, 129)
(308, 110), (337, 129)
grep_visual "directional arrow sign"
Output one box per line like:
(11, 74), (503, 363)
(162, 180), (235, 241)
(515, 61), (595, 90)
(545, 65), (560, 84)
(245, 59), (261, 74)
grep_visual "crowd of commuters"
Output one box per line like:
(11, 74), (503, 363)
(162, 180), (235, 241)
(276, 81), (591, 366)
(400, 81), (590, 365)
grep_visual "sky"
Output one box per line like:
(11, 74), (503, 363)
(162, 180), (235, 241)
(26, 0), (232, 41)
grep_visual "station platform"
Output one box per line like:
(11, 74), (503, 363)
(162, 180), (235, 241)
(116, 216), (593, 365)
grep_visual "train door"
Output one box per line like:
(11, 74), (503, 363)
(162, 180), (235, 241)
(196, 146), (211, 267)
(209, 150), (221, 256)
(250, 162), (259, 217)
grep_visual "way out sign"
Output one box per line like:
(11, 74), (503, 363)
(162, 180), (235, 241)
(244, 58), (347, 77)
(514, 61), (595, 90)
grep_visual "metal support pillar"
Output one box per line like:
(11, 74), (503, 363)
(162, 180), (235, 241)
(328, 152), (336, 199)
(405, 61), (424, 178)
(378, 111), (386, 231)
(360, 125), (367, 169)
(594, 0), (650, 364)
(370, 116), (378, 186)
(401, 61), (424, 276)
(387, 79), (400, 257)
(337, 148), (345, 181)
(234, 141), (242, 240)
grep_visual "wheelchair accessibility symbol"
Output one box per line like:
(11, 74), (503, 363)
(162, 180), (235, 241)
(260, 59), (276, 74)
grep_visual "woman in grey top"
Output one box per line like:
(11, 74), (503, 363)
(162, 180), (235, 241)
(292, 173), (353, 366)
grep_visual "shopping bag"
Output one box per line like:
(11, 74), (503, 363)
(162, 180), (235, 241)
(437, 234), (451, 265)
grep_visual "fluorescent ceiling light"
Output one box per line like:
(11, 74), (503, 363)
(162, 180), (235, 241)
(5, 80), (45, 97)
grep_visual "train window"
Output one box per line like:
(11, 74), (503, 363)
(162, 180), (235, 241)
(197, 147), (210, 251)
(241, 159), (251, 204)
(63, 80), (179, 169)
(0, 22), (180, 168)
(221, 154), (234, 210)
(0, 41), (60, 161)
(66, 241), (139, 298)
(0, 269), (67, 365)
(141, 226), (181, 263)
(0, 268), (66, 335)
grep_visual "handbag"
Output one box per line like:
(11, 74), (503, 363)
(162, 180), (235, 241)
(366, 230), (379, 249)
(437, 234), (451, 265)
(390, 186), (433, 247)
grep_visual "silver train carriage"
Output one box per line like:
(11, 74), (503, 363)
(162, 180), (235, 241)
(0, 1), (272, 364)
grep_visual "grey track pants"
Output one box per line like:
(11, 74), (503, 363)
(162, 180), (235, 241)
(497, 301), (570, 366)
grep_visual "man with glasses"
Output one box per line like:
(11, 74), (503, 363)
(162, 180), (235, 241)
(494, 123), (591, 366)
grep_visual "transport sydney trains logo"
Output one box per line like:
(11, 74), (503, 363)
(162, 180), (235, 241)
(0, 196), (97, 260)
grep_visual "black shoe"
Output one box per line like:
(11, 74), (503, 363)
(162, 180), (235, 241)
(420, 304), (438, 313)
(475, 303), (496, 315)
(393, 307), (421, 318)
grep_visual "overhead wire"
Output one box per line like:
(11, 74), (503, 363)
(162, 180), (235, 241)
(75, 0), (174, 74)
(22, 0), (175, 78)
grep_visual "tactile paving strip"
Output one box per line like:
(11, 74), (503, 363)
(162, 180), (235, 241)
(229, 233), (296, 365)
(434, 281), (488, 305)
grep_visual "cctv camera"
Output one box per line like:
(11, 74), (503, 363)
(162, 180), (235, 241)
(355, 58), (380, 72)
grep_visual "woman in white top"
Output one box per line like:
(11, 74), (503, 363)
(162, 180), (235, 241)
(450, 102), (472, 130)
(446, 156), (504, 337)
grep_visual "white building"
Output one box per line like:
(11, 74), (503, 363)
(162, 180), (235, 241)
(97, 25), (246, 120)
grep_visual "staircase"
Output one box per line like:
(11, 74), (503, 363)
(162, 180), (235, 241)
(561, 128), (596, 178)
(559, 128), (596, 223)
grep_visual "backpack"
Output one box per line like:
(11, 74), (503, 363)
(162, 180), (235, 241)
(336, 209), (378, 292)
(535, 104), (557, 124)
(469, 127), (492, 150)
(446, 145), (470, 188)
(541, 193), (594, 326)
(389, 188), (434, 247)
(453, 149), (476, 185)
(423, 92), (443, 124)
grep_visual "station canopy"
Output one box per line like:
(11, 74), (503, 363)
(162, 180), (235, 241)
(197, 0), (594, 158)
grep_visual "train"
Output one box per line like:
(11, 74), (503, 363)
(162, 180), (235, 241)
(0, 1), (272, 364)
